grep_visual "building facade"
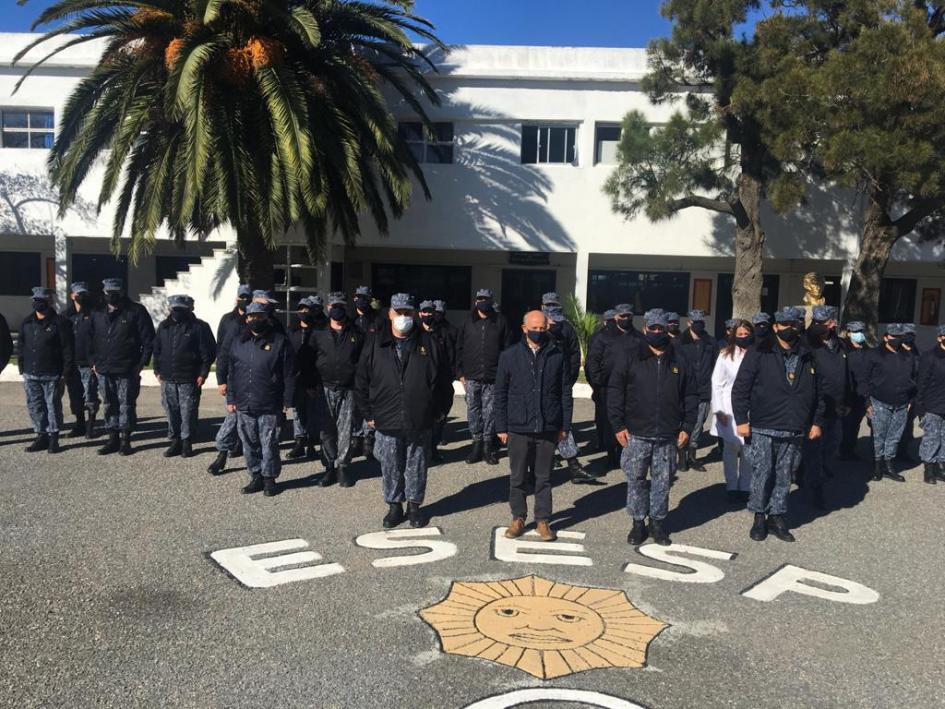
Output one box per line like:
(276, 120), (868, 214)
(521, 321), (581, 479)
(1, 37), (943, 343)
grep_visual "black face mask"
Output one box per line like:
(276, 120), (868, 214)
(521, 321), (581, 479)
(249, 319), (270, 335)
(32, 299), (49, 313)
(615, 317), (632, 331)
(691, 321), (706, 335)
(476, 301), (494, 313)
(170, 309), (189, 322)
(526, 330), (547, 345)
(904, 333), (916, 346)
(754, 323), (770, 337)
(298, 310), (314, 325)
(808, 323), (829, 339)
(75, 294), (90, 307)
(105, 292), (122, 306)
(667, 323), (680, 335)
(354, 297), (371, 311)
(237, 296), (252, 310)
(645, 331), (670, 349)
(735, 335), (754, 348)
(329, 305), (347, 322)
(420, 314), (436, 326)
(777, 326), (800, 344)
(887, 336), (903, 349)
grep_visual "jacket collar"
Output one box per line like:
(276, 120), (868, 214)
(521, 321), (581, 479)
(378, 325), (419, 348)
(637, 340), (675, 362)
(469, 308), (496, 323)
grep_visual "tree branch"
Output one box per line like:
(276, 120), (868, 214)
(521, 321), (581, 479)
(894, 200), (943, 237)
(668, 194), (735, 215)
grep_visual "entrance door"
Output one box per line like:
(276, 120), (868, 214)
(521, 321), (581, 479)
(715, 273), (780, 336)
(501, 269), (557, 335)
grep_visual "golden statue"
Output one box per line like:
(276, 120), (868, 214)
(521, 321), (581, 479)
(802, 272), (826, 307)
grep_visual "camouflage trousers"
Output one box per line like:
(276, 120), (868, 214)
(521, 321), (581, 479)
(236, 412), (282, 478)
(746, 431), (802, 516)
(690, 400), (711, 450)
(318, 386), (355, 468)
(292, 388), (321, 442)
(801, 417), (841, 489)
(101, 374), (137, 433)
(432, 395), (454, 447)
(66, 366), (99, 417)
(869, 398), (909, 461)
(160, 380), (199, 440)
(465, 380), (496, 441)
(557, 431), (579, 460)
(215, 409), (240, 452)
(621, 436), (677, 522)
(23, 374), (63, 435)
(375, 429), (432, 505)
(919, 412), (945, 464)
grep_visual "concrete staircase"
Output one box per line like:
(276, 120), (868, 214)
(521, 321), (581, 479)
(138, 246), (240, 330)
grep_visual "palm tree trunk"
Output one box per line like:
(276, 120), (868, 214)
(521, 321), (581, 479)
(843, 186), (897, 331)
(238, 225), (276, 290)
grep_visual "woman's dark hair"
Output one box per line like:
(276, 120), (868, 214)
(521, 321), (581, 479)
(721, 319), (754, 359)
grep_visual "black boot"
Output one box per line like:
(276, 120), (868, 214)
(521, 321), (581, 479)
(407, 502), (426, 528)
(465, 440), (483, 464)
(749, 513), (768, 541)
(337, 464), (354, 488)
(627, 520), (648, 546)
(119, 431), (133, 456)
(67, 415), (86, 438)
(687, 447), (706, 472)
(164, 437), (182, 458)
(350, 437), (364, 459)
(181, 439), (193, 458)
(483, 438), (499, 466)
(263, 477), (279, 497)
(935, 462), (945, 483)
(767, 514), (796, 542)
(85, 412), (98, 439)
(649, 518), (671, 546)
(320, 465), (336, 487)
(231, 440), (243, 458)
(567, 458), (595, 484)
(25, 434), (49, 452)
(98, 431), (120, 455)
(872, 459), (884, 481)
(287, 438), (307, 459)
(241, 474), (264, 494)
(923, 463), (937, 485)
(383, 503), (405, 529)
(207, 451), (228, 475)
(883, 458), (905, 482)
(47, 432), (60, 455)
(677, 446), (689, 472)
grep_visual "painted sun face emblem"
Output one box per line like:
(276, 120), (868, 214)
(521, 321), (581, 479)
(420, 575), (667, 679)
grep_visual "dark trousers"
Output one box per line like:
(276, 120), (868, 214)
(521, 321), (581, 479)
(841, 397), (867, 455)
(508, 431), (557, 522)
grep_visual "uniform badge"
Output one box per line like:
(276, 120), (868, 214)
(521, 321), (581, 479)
(789, 373), (796, 380)
(351, 337), (356, 343)
(420, 346), (427, 355)
(263, 344), (272, 351)
(810, 367), (816, 374)
(672, 366), (679, 374)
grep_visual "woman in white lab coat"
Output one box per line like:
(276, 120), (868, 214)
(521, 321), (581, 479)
(710, 319), (755, 502)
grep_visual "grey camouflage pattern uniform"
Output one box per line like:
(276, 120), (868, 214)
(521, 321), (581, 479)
(215, 410), (240, 452)
(689, 401), (710, 450)
(102, 375), (136, 432)
(319, 386), (355, 467)
(160, 380), (199, 440)
(919, 412), (945, 463)
(870, 397), (909, 460)
(747, 429), (803, 515)
(374, 429), (431, 505)
(23, 374), (63, 434)
(237, 412), (282, 478)
(66, 367), (99, 417)
(557, 430), (579, 459)
(465, 379), (495, 441)
(622, 435), (677, 521)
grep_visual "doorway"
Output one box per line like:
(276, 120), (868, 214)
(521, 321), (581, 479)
(501, 268), (557, 333)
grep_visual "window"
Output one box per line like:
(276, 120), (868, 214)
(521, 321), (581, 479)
(371, 263), (471, 309)
(588, 270), (690, 315)
(71, 254), (128, 300)
(521, 124), (577, 165)
(155, 255), (202, 288)
(595, 124), (622, 165)
(1, 109), (54, 149)
(878, 278), (916, 323)
(0, 251), (41, 296)
(398, 121), (454, 164)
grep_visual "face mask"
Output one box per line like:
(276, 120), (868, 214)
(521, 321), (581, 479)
(105, 292), (122, 306)
(298, 310), (314, 324)
(393, 315), (414, 333)
(420, 314), (435, 326)
(76, 294), (90, 306)
(32, 299), (49, 313)
(904, 333), (916, 346)
(526, 330), (547, 345)
(754, 323), (770, 337)
(850, 332), (866, 344)
(667, 323), (680, 334)
(615, 317), (632, 331)
(329, 305), (347, 322)
(645, 331), (670, 349)
(549, 322), (562, 334)
(170, 309), (189, 322)
(777, 326), (799, 344)
(808, 323), (829, 339)
(434, 311), (445, 322)
(691, 321), (706, 334)
(476, 300), (494, 313)
(735, 335), (754, 349)
(237, 296), (251, 310)
(354, 297), (370, 311)
(248, 319), (269, 335)
(886, 336), (903, 349)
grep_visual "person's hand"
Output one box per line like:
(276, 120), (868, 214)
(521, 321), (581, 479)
(866, 404), (874, 418)
(367, 419), (376, 429)
(557, 430), (567, 443)
(226, 404), (236, 413)
(736, 423), (751, 438)
(615, 429), (630, 448)
(196, 376), (205, 387)
(716, 413), (729, 426)
(808, 424), (822, 440)
(907, 403), (912, 412)
(460, 377), (465, 386)
(677, 431), (690, 449)
(218, 384), (227, 396)
(497, 432), (508, 445)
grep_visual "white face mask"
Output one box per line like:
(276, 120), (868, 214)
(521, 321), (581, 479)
(393, 315), (414, 334)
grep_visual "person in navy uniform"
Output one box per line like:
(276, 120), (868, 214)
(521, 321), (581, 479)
(751, 312), (773, 346)
(64, 281), (100, 439)
(733, 307), (824, 543)
(897, 322), (921, 462)
(18, 287), (74, 454)
(585, 308), (616, 456)
(287, 295), (323, 461)
(419, 300), (457, 463)
(839, 321), (871, 461)
(226, 302), (296, 497)
(350, 285), (384, 460)
(916, 325), (945, 484)
(679, 309), (718, 472)
(153, 294), (216, 458)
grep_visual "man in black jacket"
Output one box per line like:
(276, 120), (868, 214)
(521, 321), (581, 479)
(207, 284), (252, 475)
(752, 312), (773, 346)
(733, 307), (824, 543)
(680, 309), (718, 472)
(420, 300), (456, 463)
(585, 309), (615, 454)
(355, 293), (452, 529)
(287, 295), (323, 460)
(89, 278), (154, 456)
(311, 292), (365, 487)
(608, 309), (698, 547)
(153, 295), (216, 458)
(496, 310), (573, 542)
(862, 323), (917, 482)
(351, 285), (384, 460)
(18, 287), (74, 454)
(456, 288), (509, 465)
(64, 281), (100, 439)
(898, 322), (921, 462)
(226, 302), (296, 497)
(839, 321), (871, 461)
(916, 324), (945, 484)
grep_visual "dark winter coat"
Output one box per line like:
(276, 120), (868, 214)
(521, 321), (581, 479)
(153, 315), (216, 382)
(88, 301), (154, 375)
(495, 340), (573, 435)
(310, 323), (365, 389)
(861, 345), (917, 408)
(17, 311), (74, 377)
(455, 309), (510, 383)
(226, 329), (296, 415)
(916, 345), (945, 417)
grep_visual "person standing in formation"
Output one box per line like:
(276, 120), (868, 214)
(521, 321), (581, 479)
(898, 322), (920, 462)
(916, 324), (945, 484)
(351, 285), (384, 461)
(710, 319), (754, 503)
(419, 300), (456, 463)
(839, 321), (871, 461)
(64, 282), (99, 439)
(585, 308), (616, 455)
(679, 309), (717, 472)
(287, 296), (323, 461)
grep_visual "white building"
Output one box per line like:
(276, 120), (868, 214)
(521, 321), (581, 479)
(1, 36), (943, 343)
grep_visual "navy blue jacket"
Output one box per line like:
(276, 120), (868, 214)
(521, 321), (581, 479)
(917, 346), (945, 417)
(153, 315), (216, 382)
(456, 310), (510, 383)
(310, 322), (365, 389)
(680, 331), (719, 402)
(215, 307), (246, 386)
(841, 341), (872, 403)
(860, 345), (917, 408)
(495, 340), (573, 435)
(732, 339), (825, 432)
(585, 323), (642, 390)
(18, 311), (74, 377)
(288, 324), (318, 390)
(549, 320), (581, 386)
(66, 305), (97, 368)
(225, 329), (296, 415)
(808, 338), (849, 419)
(88, 300), (154, 375)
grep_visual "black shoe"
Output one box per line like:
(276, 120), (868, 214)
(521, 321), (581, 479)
(749, 513), (768, 541)
(483, 439), (499, 466)
(85, 413), (98, 439)
(338, 465), (354, 488)
(47, 433), (61, 454)
(872, 460), (884, 481)
(119, 431), (133, 456)
(923, 463), (937, 485)
(320, 466), (336, 487)
(465, 440), (484, 464)
(935, 462), (945, 483)
(687, 447), (706, 472)
(810, 485), (827, 510)
(241, 474), (264, 494)
(407, 502), (426, 528)
(677, 447), (689, 472)
(98, 432), (120, 455)
(231, 440), (243, 458)
(306, 445), (318, 459)
(883, 459), (905, 482)
(207, 451), (228, 475)
(567, 458), (595, 484)
(25, 434), (49, 452)
(263, 477), (279, 497)
(67, 418), (86, 438)
(164, 438), (182, 458)
(649, 519), (671, 546)
(287, 438), (307, 459)
(383, 503), (405, 529)
(767, 514), (795, 542)
(181, 439), (193, 458)
(627, 520), (648, 546)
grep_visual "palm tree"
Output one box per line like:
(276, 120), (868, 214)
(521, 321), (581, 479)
(14, 0), (445, 288)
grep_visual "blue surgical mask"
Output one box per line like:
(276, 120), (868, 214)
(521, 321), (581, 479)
(851, 332), (866, 345)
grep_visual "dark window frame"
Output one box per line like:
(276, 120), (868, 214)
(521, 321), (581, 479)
(587, 270), (690, 316)
(521, 124), (577, 165)
(878, 277), (917, 323)
(0, 251), (42, 296)
(398, 121), (455, 164)
(1, 109), (54, 150)
(370, 263), (472, 310)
